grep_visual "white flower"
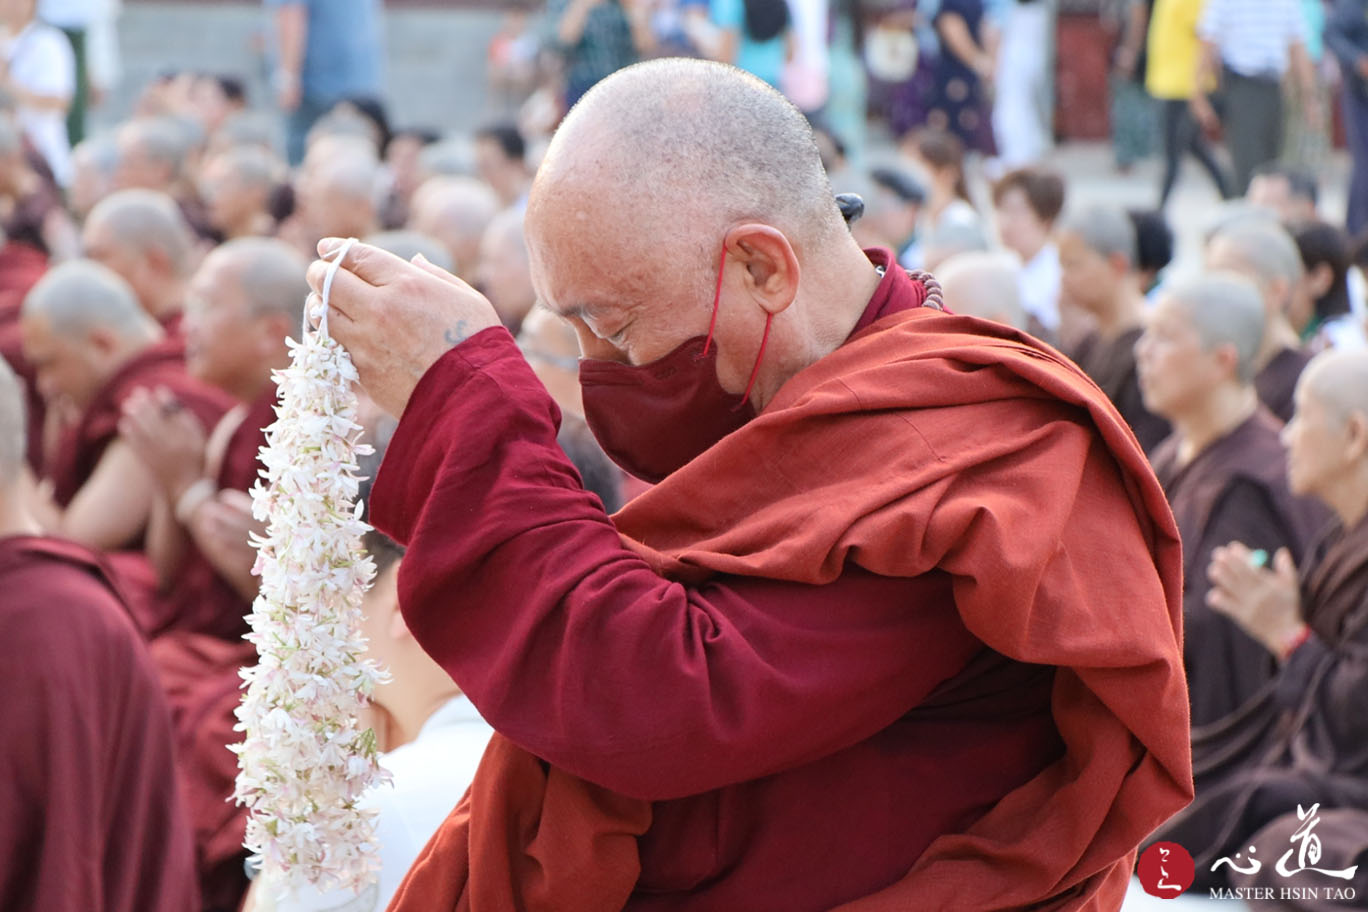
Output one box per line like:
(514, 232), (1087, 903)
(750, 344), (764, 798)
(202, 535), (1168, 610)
(233, 239), (391, 897)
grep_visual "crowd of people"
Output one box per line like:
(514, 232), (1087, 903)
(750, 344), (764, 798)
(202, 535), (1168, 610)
(1, 1), (1367, 912)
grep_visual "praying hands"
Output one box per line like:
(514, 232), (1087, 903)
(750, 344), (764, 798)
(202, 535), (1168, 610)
(1206, 542), (1308, 659)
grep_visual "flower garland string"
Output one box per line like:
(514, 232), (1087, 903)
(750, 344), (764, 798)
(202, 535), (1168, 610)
(232, 237), (390, 896)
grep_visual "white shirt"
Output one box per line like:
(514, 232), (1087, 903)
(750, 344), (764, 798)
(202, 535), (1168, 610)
(3, 21), (74, 185)
(38, 0), (102, 28)
(1199, 0), (1308, 79)
(255, 695), (496, 912)
(1019, 242), (1062, 333)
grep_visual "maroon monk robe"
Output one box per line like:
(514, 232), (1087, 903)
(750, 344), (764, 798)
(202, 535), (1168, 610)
(0, 240), (49, 471)
(0, 534), (199, 912)
(1151, 514), (1368, 893)
(1151, 408), (1330, 726)
(149, 631), (258, 912)
(1256, 345), (1314, 424)
(143, 385), (275, 640)
(376, 252), (1191, 911)
(44, 338), (231, 508)
(1067, 326), (1171, 454)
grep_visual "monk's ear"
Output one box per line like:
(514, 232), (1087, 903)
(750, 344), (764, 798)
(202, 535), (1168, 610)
(1108, 252), (1130, 278)
(1211, 341), (1242, 382)
(1345, 410), (1368, 463)
(725, 224), (800, 317)
(86, 326), (123, 358)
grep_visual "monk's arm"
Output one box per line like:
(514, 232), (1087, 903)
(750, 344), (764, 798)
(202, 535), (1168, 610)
(372, 330), (979, 801)
(54, 442), (156, 550)
(144, 494), (189, 592)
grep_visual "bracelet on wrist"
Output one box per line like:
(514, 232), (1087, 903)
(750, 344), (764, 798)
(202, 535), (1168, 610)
(175, 478), (217, 526)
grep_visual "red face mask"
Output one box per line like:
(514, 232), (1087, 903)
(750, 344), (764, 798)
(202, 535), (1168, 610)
(579, 246), (774, 483)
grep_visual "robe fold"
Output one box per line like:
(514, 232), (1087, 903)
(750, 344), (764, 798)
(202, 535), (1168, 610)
(1150, 409), (1330, 726)
(146, 385), (275, 640)
(373, 253), (1192, 911)
(44, 338), (232, 507)
(1066, 326), (1171, 454)
(1255, 346), (1313, 424)
(0, 534), (199, 912)
(149, 631), (257, 912)
(1151, 514), (1368, 891)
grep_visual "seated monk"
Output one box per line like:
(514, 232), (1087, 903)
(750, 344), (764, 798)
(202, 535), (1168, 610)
(119, 237), (307, 640)
(310, 59), (1191, 911)
(1207, 217), (1313, 423)
(81, 188), (198, 338)
(0, 231), (48, 473)
(1058, 203), (1170, 453)
(1152, 350), (1368, 896)
(20, 261), (229, 554)
(1136, 273), (1329, 727)
(0, 358), (198, 912)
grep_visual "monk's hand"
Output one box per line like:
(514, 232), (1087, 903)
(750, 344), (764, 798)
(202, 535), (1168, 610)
(306, 239), (502, 417)
(118, 386), (208, 500)
(192, 489), (262, 563)
(1206, 543), (1305, 657)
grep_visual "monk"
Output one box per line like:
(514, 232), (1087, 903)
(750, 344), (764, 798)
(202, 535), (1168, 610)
(309, 60), (1190, 911)
(1207, 217), (1313, 423)
(119, 237), (307, 640)
(934, 250), (1027, 330)
(0, 358), (199, 912)
(475, 206), (537, 334)
(20, 260), (229, 552)
(1058, 203), (1170, 453)
(1150, 350), (1368, 897)
(1137, 272), (1328, 727)
(407, 175), (500, 275)
(82, 188), (198, 338)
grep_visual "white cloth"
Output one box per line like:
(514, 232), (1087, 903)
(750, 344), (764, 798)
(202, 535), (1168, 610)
(37, 0), (100, 28)
(1198, 0), (1307, 78)
(3, 21), (74, 185)
(255, 695), (496, 912)
(1018, 242), (1062, 332)
(992, 0), (1054, 167)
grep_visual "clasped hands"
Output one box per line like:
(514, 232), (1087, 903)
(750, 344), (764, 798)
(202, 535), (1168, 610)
(1206, 542), (1308, 659)
(304, 238), (503, 417)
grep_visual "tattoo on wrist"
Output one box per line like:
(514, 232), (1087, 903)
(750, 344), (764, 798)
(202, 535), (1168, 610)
(444, 320), (470, 347)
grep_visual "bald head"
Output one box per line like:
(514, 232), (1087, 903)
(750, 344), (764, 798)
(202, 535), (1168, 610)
(1164, 272), (1267, 382)
(213, 238), (308, 322)
(0, 358), (24, 477)
(1300, 349), (1368, 425)
(23, 260), (156, 339)
(1059, 204), (1137, 266)
(936, 251), (1026, 329)
(530, 59), (842, 280)
(1207, 218), (1305, 294)
(85, 188), (196, 278)
(408, 176), (500, 273)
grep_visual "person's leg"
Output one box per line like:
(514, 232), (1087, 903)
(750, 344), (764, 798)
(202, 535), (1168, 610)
(61, 27), (88, 147)
(284, 95), (329, 167)
(1225, 73), (1282, 195)
(1159, 99), (1186, 206)
(1343, 86), (1368, 237)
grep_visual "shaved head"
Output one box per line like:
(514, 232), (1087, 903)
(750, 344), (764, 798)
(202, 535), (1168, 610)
(408, 175), (500, 272)
(1300, 349), (1368, 425)
(23, 259), (156, 338)
(1207, 218), (1305, 293)
(531, 59), (841, 285)
(1164, 272), (1267, 381)
(211, 237), (309, 322)
(0, 358), (24, 476)
(936, 251), (1026, 329)
(85, 189), (195, 277)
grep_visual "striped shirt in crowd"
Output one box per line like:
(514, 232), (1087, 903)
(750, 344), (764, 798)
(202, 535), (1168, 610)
(1198, 0), (1310, 79)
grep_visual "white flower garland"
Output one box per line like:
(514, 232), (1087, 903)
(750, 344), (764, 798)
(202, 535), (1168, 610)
(233, 238), (390, 896)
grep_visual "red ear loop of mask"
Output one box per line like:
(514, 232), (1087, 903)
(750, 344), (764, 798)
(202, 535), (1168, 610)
(699, 244), (774, 409)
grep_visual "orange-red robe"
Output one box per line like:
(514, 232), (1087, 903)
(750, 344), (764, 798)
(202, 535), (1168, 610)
(0, 534), (199, 912)
(373, 254), (1192, 911)
(0, 240), (49, 471)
